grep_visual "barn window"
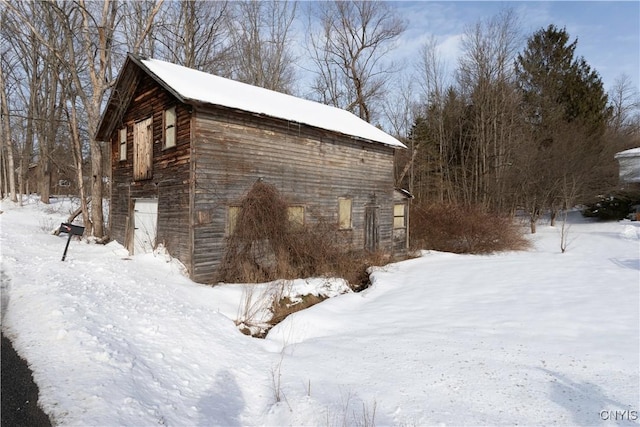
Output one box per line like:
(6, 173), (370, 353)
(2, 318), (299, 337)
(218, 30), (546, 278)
(287, 206), (304, 227)
(133, 116), (153, 180)
(227, 206), (241, 235)
(393, 203), (406, 229)
(164, 106), (176, 148)
(338, 197), (352, 230)
(119, 127), (127, 161)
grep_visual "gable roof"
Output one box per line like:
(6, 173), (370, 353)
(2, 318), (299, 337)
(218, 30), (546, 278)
(96, 54), (405, 148)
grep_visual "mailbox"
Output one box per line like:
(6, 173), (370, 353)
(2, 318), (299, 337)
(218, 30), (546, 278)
(59, 222), (85, 261)
(59, 223), (85, 236)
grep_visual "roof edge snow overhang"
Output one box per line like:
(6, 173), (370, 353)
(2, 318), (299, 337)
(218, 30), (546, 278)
(140, 56), (405, 149)
(129, 54), (188, 105)
(190, 103), (406, 150)
(615, 148), (640, 159)
(96, 53), (406, 150)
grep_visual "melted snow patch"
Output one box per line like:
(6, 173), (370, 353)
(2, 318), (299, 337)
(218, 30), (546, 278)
(232, 278), (352, 336)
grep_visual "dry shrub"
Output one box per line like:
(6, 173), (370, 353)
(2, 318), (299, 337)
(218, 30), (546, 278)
(410, 202), (530, 254)
(216, 181), (386, 287)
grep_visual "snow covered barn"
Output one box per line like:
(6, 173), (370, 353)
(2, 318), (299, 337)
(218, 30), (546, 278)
(95, 54), (408, 283)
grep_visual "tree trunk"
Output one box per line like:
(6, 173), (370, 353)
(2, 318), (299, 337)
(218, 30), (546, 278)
(89, 138), (104, 239)
(39, 159), (51, 204)
(67, 96), (91, 233)
(529, 207), (540, 234)
(0, 65), (17, 202)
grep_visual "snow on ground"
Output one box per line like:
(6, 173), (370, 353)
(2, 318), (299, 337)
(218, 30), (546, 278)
(1, 196), (638, 426)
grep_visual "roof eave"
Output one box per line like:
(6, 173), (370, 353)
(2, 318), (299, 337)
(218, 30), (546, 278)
(129, 54), (188, 105)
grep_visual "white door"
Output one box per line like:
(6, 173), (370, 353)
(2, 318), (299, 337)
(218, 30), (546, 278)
(134, 199), (158, 255)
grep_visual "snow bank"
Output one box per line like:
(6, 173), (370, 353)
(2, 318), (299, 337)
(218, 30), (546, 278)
(1, 198), (638, 426)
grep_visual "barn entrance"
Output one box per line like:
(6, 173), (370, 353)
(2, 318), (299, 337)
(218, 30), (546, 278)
(133, 199), (158, 255)
(364, 202), (379, 252)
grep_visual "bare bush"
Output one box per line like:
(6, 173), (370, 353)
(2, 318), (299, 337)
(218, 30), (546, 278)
(410, 202), (530, 254)
(216, 181), (393, 287)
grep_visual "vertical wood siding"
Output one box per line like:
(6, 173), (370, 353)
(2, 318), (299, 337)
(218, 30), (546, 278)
(109, 72), (401, 284)
(393, 190), (410, 254)
(110, 73), (192, 274)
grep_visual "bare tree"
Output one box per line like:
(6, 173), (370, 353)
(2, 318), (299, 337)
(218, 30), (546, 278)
(147, 0), (232, 75)
(0, 57), (17, 202)
(608, 74), (640, 139)
(456, 9), (522, 210)
(2, 1), (63, 204)
(227, 0), (298, 93)
(383, 74), (417, 191)
(33, 5), (69, 204)
(65, 91), (91, 230)
(6, 0), (162, 237)
(412, 36), (453, 202)
(307, 0), (406, 123)
(384, 73), (417, 140)
(121, 0), (164, 58)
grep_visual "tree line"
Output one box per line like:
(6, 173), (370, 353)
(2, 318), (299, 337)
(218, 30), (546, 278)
(1, 1), (638, 238)
(401, 13), (639, 232)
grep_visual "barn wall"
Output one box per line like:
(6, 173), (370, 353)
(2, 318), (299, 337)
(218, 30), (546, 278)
(110, 73), (192, 273)
(393, 190), (410, 254)
(190, 107), (397, 283)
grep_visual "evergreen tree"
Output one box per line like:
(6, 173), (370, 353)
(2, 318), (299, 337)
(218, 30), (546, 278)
(515, 24), (610, 141)
(514, 25), (612, 231)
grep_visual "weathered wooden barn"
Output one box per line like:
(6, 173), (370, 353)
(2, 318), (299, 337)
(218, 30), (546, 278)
(96, 54), (408, 283)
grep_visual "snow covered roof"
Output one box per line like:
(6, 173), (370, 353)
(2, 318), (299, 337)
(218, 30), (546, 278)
(137, 57), (405, 148)
(615, 147), (640, 158)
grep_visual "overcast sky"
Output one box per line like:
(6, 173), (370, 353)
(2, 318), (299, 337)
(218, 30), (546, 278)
(388, 1), (639, 93)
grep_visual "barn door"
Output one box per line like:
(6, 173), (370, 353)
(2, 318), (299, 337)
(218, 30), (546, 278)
(133, 117), (153, 180)
(134, 199), (158, 255)
(364, 204), (379, 252)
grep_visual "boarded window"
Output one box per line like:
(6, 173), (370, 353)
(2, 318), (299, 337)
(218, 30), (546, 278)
(338, 197), (352, 229)
(393, 203), (406, 228)
(197, 210), (212, 225)
(133, 117), (153, 180)
(227, 206), (240, 235)
(164, 106), (176, 148)
(288, 206), (304, 227)
(119, 127), (127, 161)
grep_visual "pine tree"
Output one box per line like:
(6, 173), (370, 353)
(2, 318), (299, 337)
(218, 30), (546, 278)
(515, 24), (610, 142)
(514, 25), (612, 231)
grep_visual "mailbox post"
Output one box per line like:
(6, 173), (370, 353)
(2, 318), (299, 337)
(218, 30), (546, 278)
(59, 222), (85, 261)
